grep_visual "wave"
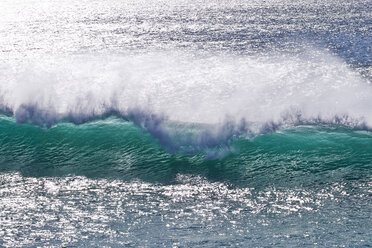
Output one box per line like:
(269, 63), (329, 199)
(0, 49), (371, 154)
(0, 116), (371, 185)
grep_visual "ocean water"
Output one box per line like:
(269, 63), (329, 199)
(0, 0), (371, 247)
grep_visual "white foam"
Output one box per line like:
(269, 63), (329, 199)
(0, 49), (371, 133)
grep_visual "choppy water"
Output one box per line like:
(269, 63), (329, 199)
(0, 0), (371, 247)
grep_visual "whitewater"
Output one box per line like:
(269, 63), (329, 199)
(0, 0), (371, 247)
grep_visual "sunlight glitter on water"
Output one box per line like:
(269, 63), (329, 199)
(0, 172), (370, 247)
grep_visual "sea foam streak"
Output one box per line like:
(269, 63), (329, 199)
(0, 50), (371, 152)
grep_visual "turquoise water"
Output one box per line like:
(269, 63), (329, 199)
(1, 116), (372, 186)
(0, 0), (371, 246)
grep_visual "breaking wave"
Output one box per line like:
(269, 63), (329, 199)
(0, 49), (371, 153)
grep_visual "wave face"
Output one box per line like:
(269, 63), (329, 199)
(0, 0), (371, 247)
(1, 116), (371, 183)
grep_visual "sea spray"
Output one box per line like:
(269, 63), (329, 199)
(0, 50), (371, 152)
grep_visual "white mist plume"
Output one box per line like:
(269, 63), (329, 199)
(0, 49), (371, 152)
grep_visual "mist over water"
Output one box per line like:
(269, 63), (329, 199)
(0, 0), (371, 247)
(1, 51), (371, 153)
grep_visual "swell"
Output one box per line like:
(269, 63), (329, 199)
(1, 116), (371, 187)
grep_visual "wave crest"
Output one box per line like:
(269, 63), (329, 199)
(1, 50), (371, 154)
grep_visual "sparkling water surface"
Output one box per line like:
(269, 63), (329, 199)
(1, 173), (371, 247)
(0, 0), (371, 247)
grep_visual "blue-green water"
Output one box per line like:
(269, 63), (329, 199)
(1, 116), (372, 186)
(0, 0), (371, 246)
